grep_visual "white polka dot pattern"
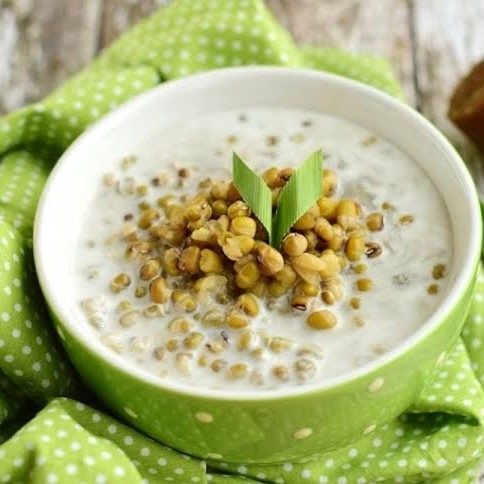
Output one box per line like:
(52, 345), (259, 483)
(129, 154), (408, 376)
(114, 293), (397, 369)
(0, 0), (482, 482)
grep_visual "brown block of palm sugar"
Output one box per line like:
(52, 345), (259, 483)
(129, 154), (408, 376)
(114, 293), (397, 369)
(449, 59), (484, 154)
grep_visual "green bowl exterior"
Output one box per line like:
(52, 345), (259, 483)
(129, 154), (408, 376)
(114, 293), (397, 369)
(47, 262), (479, 464)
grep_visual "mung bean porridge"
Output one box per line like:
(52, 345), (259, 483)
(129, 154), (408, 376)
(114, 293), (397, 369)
(76, 108), (452, 391)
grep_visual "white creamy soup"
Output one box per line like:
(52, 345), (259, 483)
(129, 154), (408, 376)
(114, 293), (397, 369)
(75, 108), (452, 391)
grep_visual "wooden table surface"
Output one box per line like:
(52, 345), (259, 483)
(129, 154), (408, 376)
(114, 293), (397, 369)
(0, 0), (484, 194)
(1, 0), (484, 190)
(1, 0), (484, 479)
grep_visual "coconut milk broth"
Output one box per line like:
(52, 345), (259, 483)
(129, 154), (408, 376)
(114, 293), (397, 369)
(75, 108), (452, 390)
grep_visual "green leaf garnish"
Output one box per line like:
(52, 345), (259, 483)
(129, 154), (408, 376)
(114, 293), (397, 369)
(232, 153), (273, 242)
(232, 150), (323, 248)
(272, 149), (323, 247)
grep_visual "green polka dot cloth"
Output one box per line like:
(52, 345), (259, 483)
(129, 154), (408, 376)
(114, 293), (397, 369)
(0, 0), (483, 482)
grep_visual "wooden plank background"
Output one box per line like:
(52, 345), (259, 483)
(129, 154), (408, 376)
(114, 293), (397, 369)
(1, 0), (484, 478)
(1, 0), (483, 189)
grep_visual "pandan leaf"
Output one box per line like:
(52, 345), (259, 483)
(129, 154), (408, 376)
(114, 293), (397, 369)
(232, 150), (323, 248)
(272, 150), (323, 248)
(232, 152), (273, 242)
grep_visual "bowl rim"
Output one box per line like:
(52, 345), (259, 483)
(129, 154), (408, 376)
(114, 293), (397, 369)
(34, 66), (483, 401)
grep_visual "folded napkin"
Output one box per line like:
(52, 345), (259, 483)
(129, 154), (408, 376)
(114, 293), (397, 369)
(0, 1), (483, 482)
